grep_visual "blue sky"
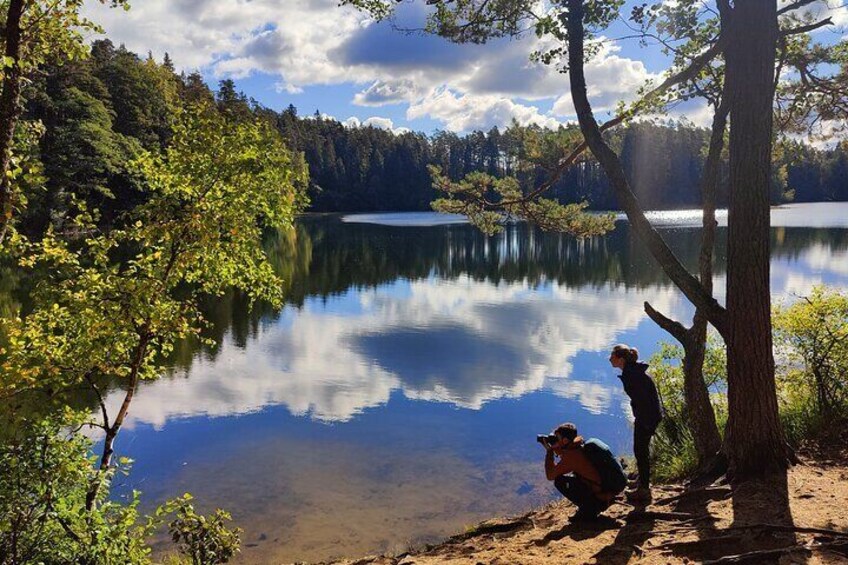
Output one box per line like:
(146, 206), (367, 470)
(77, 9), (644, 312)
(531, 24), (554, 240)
(82, 0), (847, 135)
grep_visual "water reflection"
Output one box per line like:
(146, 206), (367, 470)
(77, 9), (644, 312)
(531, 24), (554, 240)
(23, 206), (848, 563)
(107, 217), (848, 429)
(117, 278), (684, 428)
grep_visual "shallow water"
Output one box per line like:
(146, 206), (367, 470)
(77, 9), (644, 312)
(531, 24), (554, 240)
(101, 204), (848, 563)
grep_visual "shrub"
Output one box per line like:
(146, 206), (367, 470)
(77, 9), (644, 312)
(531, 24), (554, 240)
(648, 285), (848, 481)
(647, 337), (727, 481)
(164, 495), (242, 565)
(773, 285), (848, 441)
(0, 412), (241, 565)
(0, 413), (154, 565)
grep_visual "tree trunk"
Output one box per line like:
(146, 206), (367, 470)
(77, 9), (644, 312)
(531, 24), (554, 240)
(683, 316), (723, 463)
(722, 0), (788, 479)
(684, 96), (728, 468)
(0, 0), (25, 243)
(651, 98), (728, 469)
(644, 303), (724, 469)
(564, 0), (727, 334)
(566, 0), (789, 478)
(85, 336), (149, 511)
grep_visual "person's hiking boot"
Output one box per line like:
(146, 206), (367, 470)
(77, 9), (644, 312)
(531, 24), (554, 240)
(569, 508), (601, 523)
(625, 485), (652, 503)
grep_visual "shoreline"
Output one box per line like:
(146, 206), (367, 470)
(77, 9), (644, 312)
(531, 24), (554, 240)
(308, 451), (848, 565)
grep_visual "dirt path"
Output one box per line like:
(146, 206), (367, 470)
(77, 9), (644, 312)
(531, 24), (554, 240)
(317, 454), (848, 565)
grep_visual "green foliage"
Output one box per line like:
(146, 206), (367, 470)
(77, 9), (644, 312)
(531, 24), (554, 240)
(648, 338), (727, 481)
(1, 0), (132, 238)
(3, 103), (308, 397)
(1, 102), (308, 558)
(0, 412), (155, 565)
(2, 1), (130, 83)
(163, 494), (242, 565)
(0, 412), (243, 565)
(649, 286), (848, 479)
(430, 164), (615, 237)
(773, 286), (848, 440)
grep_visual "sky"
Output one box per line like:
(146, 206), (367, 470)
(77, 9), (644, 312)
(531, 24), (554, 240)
(81, 0), (848, 136)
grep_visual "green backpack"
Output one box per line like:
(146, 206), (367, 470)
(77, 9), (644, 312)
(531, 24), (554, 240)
(583, 438), (627, 494)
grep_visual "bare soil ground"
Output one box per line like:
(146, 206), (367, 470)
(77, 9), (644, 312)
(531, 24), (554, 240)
(317, 448), (848, 565)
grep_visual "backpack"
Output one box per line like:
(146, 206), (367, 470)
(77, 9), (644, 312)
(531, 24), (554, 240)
(582, 438), (627, 494)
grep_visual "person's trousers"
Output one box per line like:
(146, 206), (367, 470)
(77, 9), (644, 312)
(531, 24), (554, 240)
(634, 420), (659, 488)
(554, 474), (606, 515)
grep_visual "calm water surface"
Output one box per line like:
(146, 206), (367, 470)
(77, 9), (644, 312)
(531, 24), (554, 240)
(102, 203), (848, 563)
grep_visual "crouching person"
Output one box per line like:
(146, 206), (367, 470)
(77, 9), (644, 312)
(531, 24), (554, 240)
(541, 422), (626, 521)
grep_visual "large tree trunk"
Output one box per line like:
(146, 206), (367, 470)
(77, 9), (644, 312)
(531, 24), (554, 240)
(0, 0), (25, 243)
(722, 0), (788, 479)
(566, 0), (788, 479)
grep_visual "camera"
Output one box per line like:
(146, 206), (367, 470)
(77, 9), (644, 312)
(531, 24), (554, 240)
(536, 433), (558, 446)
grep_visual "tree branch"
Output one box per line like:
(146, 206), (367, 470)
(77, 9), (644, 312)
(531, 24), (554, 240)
(644, 301), (689, 343)
(566, 0), (727, 334)
(781, 17), (833, 36)
(777, 0), (818, 16)
(84, 373), (110, 430)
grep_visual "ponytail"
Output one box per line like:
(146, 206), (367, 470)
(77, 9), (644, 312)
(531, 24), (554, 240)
(612, 344), (639, 363)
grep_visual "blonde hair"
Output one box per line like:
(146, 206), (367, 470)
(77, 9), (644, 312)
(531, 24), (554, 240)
(611, 344), (639, 363)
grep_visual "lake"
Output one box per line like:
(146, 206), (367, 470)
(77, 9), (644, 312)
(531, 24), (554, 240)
(101, 203), (848, 564)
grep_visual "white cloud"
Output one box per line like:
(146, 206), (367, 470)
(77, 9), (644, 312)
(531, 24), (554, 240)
(362, 116), (395, 130)
(552, 41), (659, 118)
(341, 115), (411, 135)
(83, 0), (664, 132)
(353, 79), (421, 106)
(102, 0), (820, 133)
(343, 116), (361, 128)
(408, 89), (564, 132)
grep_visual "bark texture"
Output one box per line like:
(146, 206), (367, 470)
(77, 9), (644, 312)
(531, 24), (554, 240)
(0, 0), (25, 241)
(722, 0), (788, 478)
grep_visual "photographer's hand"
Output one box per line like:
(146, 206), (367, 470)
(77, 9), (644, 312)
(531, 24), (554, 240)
(543, 446), (557, 480)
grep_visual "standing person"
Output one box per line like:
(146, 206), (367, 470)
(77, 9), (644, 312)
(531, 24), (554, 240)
(609, 344), (663, 503)
(541, 423), (618, 521)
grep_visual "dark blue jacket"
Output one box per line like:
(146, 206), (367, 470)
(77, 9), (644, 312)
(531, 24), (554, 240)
(618, 361), (663, 428)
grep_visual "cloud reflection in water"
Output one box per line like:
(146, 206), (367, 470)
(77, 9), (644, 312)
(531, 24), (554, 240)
(112, 276), (684, 428)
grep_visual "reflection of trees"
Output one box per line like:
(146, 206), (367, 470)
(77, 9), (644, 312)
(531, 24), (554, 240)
(5, 219), (847, 380)
(295, 219), (674, 299)
(163, 226), (313, 374)
(286, 219), (848, 301)
(769, 227), (848, 261)
(163, 218), (847, 371)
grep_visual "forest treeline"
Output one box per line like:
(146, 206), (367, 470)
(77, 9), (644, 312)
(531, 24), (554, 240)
(19, 40), (848, 235)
